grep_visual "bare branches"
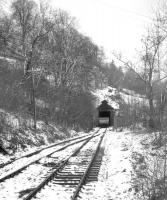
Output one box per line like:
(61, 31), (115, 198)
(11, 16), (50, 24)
(0, 0), (103, 130)
(112, 52), (147, 83)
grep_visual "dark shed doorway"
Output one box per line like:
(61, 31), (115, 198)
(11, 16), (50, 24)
(97, 100), (115, 127)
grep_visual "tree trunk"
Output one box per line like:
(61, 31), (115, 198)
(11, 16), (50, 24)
(31, 71), (36, 129)
(148, 87), (155, 129)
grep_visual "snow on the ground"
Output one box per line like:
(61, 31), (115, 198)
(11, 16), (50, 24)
(128, 130), (166, 200)
(92, 86), (119, 109)
(93, 86), (148, 109)
(81, 129), (135, 200)
(0, 132), (93, 180)
(0, 107), (90, 164)
(34, 132), (103, 200)
(0, 125), (89, 165)
(119, 89), (148, 106)
(0, 137), (92, 200)
(0, 128), (162, 200)
(79, 128), (158, 200)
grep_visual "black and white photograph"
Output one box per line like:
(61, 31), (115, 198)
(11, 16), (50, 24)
(0, 0), (167, 199)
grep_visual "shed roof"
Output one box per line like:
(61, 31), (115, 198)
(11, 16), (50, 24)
(98, 100), (114, 111)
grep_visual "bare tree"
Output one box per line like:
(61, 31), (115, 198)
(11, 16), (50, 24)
(0, 0), (104, 130)
(113, 17), (167, 129)
(0, 0), (54, 128)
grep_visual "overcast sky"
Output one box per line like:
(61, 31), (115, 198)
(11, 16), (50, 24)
(49, 0), (161, 61)
(3, 0), (162, 61)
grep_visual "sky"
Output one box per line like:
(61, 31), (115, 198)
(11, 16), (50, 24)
(49, 0), (160, 62)
(2, 0), (161, 62)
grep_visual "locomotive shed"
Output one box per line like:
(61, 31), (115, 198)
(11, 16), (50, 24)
(97, 100), (115, 127)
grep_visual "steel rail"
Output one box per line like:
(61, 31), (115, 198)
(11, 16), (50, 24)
(0, 131), (100, 183)
(23, 133), (99, 200)
(71, 130), (106, 199)
(0, 129), (99, 169)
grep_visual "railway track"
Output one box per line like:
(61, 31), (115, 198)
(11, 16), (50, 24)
(0, 128), (106, 200)
(0, 129), (100, 183)
(23, 128), (106, 200)
(0, 129), (99, 169)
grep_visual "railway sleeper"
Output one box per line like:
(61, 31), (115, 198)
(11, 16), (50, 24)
(89, 169), (100, 173)
(52, 181), (79, 185)
(91, 160), (102, 164)
(68, 162), (87, 165)
(87, 173), (99, 177)
(87, 171), (99, 175)
(62, 169), (86, 173)
(63, 165), (87, 168)
(56, 171), (84, 176)
(88, 170), (100, 174)
(89, 166), (101, 169)
(86, 175), (98, 180)
(56, 175), (83, 179)
(21, 135), (101, 200)
(86, 178), (98, 182)
(54, 179), (81, 182)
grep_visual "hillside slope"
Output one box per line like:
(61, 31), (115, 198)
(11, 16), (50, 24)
(93, 86), (148, 109)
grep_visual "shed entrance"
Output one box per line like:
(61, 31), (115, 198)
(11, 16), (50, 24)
(99, 111), (110, 126)
(97, 100), (115, 127)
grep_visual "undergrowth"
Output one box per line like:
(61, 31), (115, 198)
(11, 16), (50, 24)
(131, 131), (167, 200)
